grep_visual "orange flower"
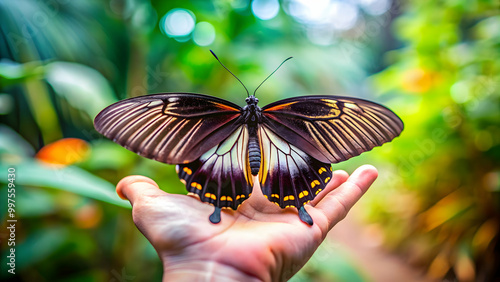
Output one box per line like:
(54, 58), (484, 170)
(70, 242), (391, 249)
(401, 68), (436, 94)
(36, 138), (90, 166)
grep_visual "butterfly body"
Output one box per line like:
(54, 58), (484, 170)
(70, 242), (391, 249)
(94, 92), (403, 226)
(243, 95), (263, 176)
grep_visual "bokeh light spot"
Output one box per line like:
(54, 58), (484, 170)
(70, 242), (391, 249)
(401, 69), (435, 93)
(358, 0), (392, 16)
(160, 9), (195, 38)
(74, 203), (103, 229)
(450, 81), (471, 103)
(252, 0), (280, 20)
(193, 22), (216, 46)
(285, 0), (360, 45)
(329, 1), (359, 31)
(306, 27), (336, 46)
(286, 0), (331, 24)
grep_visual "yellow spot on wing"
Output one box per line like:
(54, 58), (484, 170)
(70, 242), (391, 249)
(299, 191), (309, 198)
(324, 177), (331, 183)
(320, 99), (341, 117)
(191, 182), (202, 190)
(315, 188), (323, 195)
(284, 195), (295, 201)
(183, 167), (192, 175)
(271, 194), (279, 198)
(204, 193), (216, 200)
(219, 196), (232, 201)
(318, 167), (327, 174)
(311, 180), (321, 188)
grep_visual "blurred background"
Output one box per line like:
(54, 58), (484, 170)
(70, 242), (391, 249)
(0, 0), (499, 281)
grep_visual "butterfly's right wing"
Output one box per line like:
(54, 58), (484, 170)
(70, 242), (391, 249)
(261, 95), (404, 164)
(94, 93), (243, 164)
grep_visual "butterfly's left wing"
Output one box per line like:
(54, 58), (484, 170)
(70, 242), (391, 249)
(94, 93), (243, 164)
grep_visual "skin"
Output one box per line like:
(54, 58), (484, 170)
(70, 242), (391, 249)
(116, 165), (378, 282)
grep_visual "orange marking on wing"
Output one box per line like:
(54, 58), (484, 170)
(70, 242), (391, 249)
(263, 101), (299, 112)
(216, 103), (240, 112)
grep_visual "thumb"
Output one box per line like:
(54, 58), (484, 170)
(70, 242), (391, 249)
(116, 175), (164, 206)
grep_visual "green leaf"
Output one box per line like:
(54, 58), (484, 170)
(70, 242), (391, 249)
(0, 60), (45, 86)
(0, 161), (130, 208)
(1, 227), (68, 271)
(0, 125), (35, 158)
(45, 62), (117, 118)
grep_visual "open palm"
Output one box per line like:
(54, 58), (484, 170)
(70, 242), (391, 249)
(116, 165), (378, 282)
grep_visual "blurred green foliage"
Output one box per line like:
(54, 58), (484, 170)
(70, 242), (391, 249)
(362, 1), (500, 280)
(0, 0), (499, 281)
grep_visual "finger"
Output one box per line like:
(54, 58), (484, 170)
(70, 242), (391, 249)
(116, 175), (164, 206)
(314, 165), (378, 227)
(309, 169), (349, 207)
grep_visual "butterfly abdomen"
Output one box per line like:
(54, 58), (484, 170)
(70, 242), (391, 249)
(248, 125), (261, 176)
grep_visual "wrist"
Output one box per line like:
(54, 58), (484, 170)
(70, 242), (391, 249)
(162, 259), (265, 282)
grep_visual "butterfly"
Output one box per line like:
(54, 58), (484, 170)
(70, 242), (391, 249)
(94, 53), (404, 225)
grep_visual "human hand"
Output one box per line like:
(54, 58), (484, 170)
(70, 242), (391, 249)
(116, 165), (378, 282)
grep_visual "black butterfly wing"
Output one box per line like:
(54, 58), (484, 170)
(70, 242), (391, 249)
(259, 95), (403, 224)
(94, 93), (243, 164)
(258, 125), (332, 223)
(177, 125), (253, 223)
(261, 95), (404, 164)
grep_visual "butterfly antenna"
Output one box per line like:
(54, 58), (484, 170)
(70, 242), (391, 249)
(210, 50), (250, 97)
(254, 56), (293, 96)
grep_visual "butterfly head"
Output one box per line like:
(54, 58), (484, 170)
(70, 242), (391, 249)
(245, 95), (259, 106)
